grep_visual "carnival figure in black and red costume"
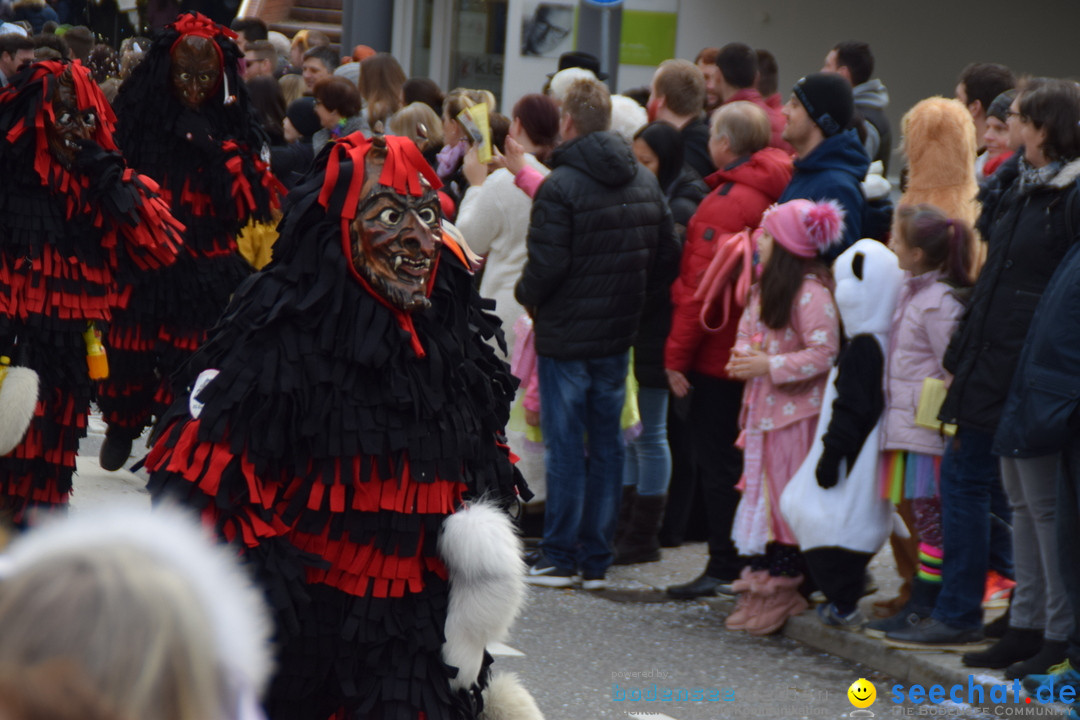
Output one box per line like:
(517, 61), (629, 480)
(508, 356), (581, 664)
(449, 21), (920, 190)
(0, 59), (182, 525)
(145, 131), (544, 720)
(98, 12), (284, 470)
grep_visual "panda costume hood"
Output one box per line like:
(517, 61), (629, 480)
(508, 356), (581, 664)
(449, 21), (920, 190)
(781, 239), (906, 555)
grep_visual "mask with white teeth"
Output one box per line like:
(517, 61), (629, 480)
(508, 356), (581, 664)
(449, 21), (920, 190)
(45, 69), (97, 168)
(349, 138), (443, 312)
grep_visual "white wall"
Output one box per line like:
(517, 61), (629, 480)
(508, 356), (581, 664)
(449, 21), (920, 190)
(502, 0), (1080, 166)
(674, 0), (1080, 168)
(502, 0), (559, 111)
(501, 0), (674, 112)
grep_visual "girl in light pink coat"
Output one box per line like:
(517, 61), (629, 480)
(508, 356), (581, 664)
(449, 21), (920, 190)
(725, 199), (843, 636)
(868, 204), (974, 635)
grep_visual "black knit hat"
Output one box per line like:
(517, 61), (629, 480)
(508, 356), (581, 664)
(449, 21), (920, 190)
(792, 72), (854, 137)
(547, 51), (607, 80)
(987, 89), (1017, 123)
(286, 96), (320, 139)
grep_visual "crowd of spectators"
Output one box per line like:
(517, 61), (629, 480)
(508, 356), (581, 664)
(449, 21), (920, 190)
(3, 8), (1080, 718)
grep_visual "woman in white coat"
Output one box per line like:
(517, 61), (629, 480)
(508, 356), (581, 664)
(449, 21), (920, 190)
(457, 94), (560, 355)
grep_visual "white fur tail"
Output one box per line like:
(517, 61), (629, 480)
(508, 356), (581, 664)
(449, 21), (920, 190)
(479, 672), (544, 720)
(438, 500), (525, 691)
(0, 367), (38, 456)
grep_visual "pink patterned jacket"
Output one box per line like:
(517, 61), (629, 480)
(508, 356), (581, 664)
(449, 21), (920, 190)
(735, 274), (840, 432)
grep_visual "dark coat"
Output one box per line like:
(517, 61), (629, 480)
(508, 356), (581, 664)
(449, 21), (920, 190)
(778, 128), (869, 262)
(269, 139), (313, 190)
(940, 157), (1080, 434)
(666, 165), (707, 229)
(13, 3), (58, 33)
(515, 131), (677, 361)
(632, 166), (704, 388)
(678, 115), (714, 181)
(994, 240), (1080, 457)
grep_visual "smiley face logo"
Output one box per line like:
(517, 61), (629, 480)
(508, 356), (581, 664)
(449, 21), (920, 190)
(848, 678), (876, 708)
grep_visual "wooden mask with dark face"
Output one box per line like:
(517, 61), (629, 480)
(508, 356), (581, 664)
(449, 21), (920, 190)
(46, 68), (97, 167)
(169, 35), (221, 109)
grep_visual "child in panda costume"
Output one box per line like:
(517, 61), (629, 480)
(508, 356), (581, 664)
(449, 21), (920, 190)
(780, 239), (906, 626)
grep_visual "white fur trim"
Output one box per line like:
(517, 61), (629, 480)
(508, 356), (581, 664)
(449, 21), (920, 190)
(438, 501), (525, 691)
(0, 366), (38, 456)
(1050, 157), (1080, 188)
(0, 503), (274, 696)
(479, 672), (545, 720)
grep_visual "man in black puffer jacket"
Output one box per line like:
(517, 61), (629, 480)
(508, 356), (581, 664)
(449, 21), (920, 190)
(516, 75), (677, 591)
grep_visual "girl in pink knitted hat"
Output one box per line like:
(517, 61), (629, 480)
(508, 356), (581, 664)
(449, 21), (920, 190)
(723, 198), (845, 636)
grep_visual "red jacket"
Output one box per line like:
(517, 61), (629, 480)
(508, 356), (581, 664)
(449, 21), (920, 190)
(666, 147), (793, 378)
(726, 88), (795, 155)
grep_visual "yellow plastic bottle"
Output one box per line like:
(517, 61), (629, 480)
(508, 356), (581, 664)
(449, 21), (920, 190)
(83, 324), (109, 380)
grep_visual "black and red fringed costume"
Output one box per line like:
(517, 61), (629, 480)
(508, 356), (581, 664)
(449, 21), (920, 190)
(0, 60), (182, 523)
(99, 12), (283, 453)
(145, 132), (531, 720)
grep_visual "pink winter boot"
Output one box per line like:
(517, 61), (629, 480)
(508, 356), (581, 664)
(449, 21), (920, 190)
(745, 574), (809, 636)
(725, 568), (771, 631)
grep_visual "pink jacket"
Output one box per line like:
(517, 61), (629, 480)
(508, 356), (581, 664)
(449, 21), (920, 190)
(880, 271), (964, 455)
(735, 275), (840, 432)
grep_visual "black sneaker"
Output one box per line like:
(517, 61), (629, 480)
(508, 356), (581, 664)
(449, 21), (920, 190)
(666, 571), (734, 599)
(884, 618), (985, 650)
(525, 557), (576, 588)
(523, 549), (543, 567)
(817, 602), (866, 630)
(865, 608), (927, 639)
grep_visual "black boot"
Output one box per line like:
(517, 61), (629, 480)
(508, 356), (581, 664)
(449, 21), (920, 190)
(1005, 639), (1068, 680)
(962, 628), (1042, 669)
(984, 601), (1011, 639)
(99, 427), (136, 472)
(613, 494), (666, 565)
(613, 486), (637, 550)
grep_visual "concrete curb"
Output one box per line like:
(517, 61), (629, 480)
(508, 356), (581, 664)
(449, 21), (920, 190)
(691, 593), (1038, 712)
(779, 606), (984, 689)
(602, 545), (1018, 706)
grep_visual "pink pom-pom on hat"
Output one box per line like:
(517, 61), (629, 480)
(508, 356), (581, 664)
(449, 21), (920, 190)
(761, 198), (846, 258)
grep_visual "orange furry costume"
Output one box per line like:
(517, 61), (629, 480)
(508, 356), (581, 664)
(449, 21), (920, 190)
(899, 96), (982, 243)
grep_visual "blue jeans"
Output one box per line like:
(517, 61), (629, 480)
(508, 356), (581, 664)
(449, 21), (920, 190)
(538, 352), (629, 577)
(933, 427), (1014, 630)
(623, 386), (671, 497)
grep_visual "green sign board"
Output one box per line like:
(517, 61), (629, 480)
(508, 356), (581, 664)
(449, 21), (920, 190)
(619, 10), (677, 67)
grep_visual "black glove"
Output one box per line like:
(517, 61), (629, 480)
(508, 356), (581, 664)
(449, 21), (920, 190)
(73, 138), (122, 181)
(816, 445), (844, 489)
(74, 139), (132, 215)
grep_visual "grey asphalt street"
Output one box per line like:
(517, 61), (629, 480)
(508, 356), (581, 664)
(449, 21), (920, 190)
(73, 411), (994, 720)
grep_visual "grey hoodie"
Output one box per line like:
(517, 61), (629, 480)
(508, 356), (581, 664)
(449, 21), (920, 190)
(852, 79), (890, 165)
